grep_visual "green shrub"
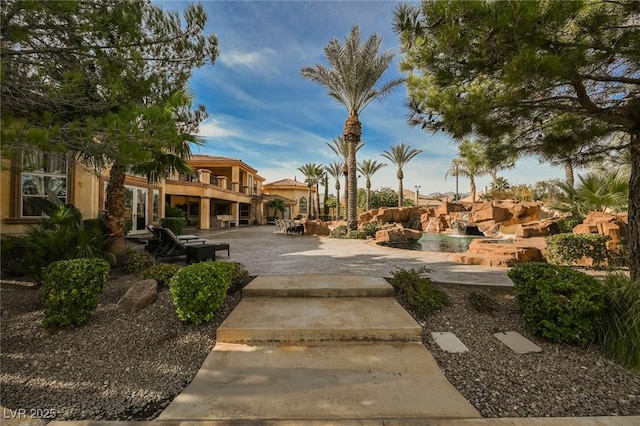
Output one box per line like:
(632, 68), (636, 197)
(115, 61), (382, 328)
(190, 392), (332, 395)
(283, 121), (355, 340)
(346, 230), (368, 239)
(40, 258), (110, 327)
(161, 217), (186, 235)
(330, 225), (348, 239)
(557, 217), (582, 234)
(467, 291), (498, 315)
(599, 273), (640, 371)
(143, 263), (181, 286)
(124, 249), (152, 274)
(391, 266), (450, 317)
(21, 204), (112, 281)
(1, 236), (30, 277)
(545, 233), (610, 267)
(169, 261), (234, 324)
(165, 203), (186, 218)
(361, 222), (380, 238)
(227, 262), (251, 294)
(508, 263), (604, 346)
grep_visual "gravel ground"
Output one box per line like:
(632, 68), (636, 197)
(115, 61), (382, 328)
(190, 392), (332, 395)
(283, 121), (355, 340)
(1, 274), (639, 421)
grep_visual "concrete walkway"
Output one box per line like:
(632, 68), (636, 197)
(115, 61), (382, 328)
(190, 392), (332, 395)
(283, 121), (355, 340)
(71, 225), (636, 425)
(184, 225), (514, 287)
(157, 274), (482, 422)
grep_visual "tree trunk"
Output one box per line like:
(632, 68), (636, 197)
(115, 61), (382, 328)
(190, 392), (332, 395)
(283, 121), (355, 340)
(307, 186), (312, 218)
(628, 132), (639, 282)
(323, 175), (329, 219)
(565, 160), (575, 188)
(342, 164), (348, 221)
(335, 181), (341, 220)
(470, 177), (477, 206)
(315, 181), (321, 219)
(366, 179), (371, 211)
(344, 113), (361, 231)
(397, 168), (404, 207)
(104, 161), (128, 265)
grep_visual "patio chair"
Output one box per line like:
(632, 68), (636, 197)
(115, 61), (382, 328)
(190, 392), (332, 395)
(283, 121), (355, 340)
(145, 224), (200, 255)
(154, 227), (208, 260)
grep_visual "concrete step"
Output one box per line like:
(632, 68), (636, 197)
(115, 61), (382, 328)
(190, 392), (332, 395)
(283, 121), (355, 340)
(157, 342), (481, 421)
(243, 275), (394, 298)
(217, 297), (421, 344)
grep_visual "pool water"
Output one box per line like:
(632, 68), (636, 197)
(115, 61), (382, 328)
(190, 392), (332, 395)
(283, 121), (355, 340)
(381, 233), (485, 253)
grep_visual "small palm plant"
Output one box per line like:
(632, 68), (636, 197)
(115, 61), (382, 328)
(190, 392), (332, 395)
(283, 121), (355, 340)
(358, 159), (387, 211)
(381, 143), (422, 207)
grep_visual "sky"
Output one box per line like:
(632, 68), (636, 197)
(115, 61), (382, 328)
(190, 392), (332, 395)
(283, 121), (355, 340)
(162, 0), (566, 197)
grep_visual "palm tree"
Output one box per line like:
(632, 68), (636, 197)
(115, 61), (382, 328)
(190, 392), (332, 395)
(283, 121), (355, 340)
(267, 198), (286, 220)
(445, 140), (486, 203)
(297, 163), (324, 219)
(553, 169), (629, 218)
(358, 159), (387, 211)
(302, 26), (403, 230)
(326, 136), (364, 218)
(325, 162), (343, 220)
(381, 143), (422, 207)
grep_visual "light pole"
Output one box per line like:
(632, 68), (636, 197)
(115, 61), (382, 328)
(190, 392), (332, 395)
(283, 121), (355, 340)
(414, 185), (421, 206)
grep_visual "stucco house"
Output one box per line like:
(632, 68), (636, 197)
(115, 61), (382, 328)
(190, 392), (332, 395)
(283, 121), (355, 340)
(1, 152), (266, 236)
(262, 178), (318, 220)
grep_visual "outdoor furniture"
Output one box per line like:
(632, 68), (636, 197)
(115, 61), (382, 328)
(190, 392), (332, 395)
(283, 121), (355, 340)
(186, 243), (230, 264)
(145, 225), (200, 256)
(154, 228), (208, 260)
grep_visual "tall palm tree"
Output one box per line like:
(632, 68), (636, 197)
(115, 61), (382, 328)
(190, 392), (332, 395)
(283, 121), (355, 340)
(358, 159), (387, 211)
(298, 163), (324, 219)
(325, 161), (343, 220)
(302, 26), (403, 230)
(445, 139), (486, 203)
(326, 136), (364, 218)
(381, 143), (422, 207)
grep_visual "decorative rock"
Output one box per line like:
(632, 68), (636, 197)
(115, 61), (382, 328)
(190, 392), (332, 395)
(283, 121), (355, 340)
(116, 279), (158, 314)
(516, 219), (560, 238)
(375, 226), (422, 243)
(471, 202), (511, 224)
(301, 219), (330, 236)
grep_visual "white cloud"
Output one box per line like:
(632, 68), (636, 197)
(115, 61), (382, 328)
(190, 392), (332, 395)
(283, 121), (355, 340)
(198, 117), (240, 138)
(219, 48), (277, 71)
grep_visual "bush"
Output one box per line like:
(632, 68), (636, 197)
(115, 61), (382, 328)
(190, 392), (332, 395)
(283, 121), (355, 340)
(361, 222), (380, 238)
(545, 233), (610, 267)
(169, 261), (234, 324)
(346, 229), (368, 239)
(143, 263), (181, 287)
(161, 217), (186, 235)
(508, 263), (604, 346)
(40, 258), (110, 327)
(391, 266), (450, 317)
(124, 249), (152, 274)
(0, 236), (30, 277)
(599, 274), (640, 371)
(330, 225), (348, 239)
(467, 291), (498, 315)
(227, 262), (251, 294)
(20, 204), (112, 281)
(557, 217), (582, 234)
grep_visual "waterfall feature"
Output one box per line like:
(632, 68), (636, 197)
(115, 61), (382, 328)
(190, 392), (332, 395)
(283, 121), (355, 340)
(450, 213), (469, 235)
(425, 217), (441, 233)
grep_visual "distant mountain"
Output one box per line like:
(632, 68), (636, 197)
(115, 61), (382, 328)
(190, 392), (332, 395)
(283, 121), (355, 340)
(427, 191), (469, 200)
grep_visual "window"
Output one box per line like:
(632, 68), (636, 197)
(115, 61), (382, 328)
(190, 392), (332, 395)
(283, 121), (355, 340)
(20, 151), (67, 217)
(152, 189), (160, 222)
(299, 197), (307, 213)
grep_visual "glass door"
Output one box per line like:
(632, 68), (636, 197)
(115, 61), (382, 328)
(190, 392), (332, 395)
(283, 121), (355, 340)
(125, 186), (148, 234)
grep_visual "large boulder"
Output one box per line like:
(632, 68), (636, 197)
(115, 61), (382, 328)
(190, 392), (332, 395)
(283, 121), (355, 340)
(573, 211), (628, 250)
(435, 202), (468, 217)
(375, 226), (422, 243)
(471, 202), (511, 224)
(516, 218), (560, 238)
(301, 219), (330, 236)
(116, 279), (158, 314)
(360, 207), (428, 230)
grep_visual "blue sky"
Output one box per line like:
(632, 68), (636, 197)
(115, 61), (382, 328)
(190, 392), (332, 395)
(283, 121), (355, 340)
(164, 0), (566, 196)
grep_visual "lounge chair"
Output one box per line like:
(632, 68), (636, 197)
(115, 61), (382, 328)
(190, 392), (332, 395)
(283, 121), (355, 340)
(155, 228), (229, 263)
(145, 225), (200, 255)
